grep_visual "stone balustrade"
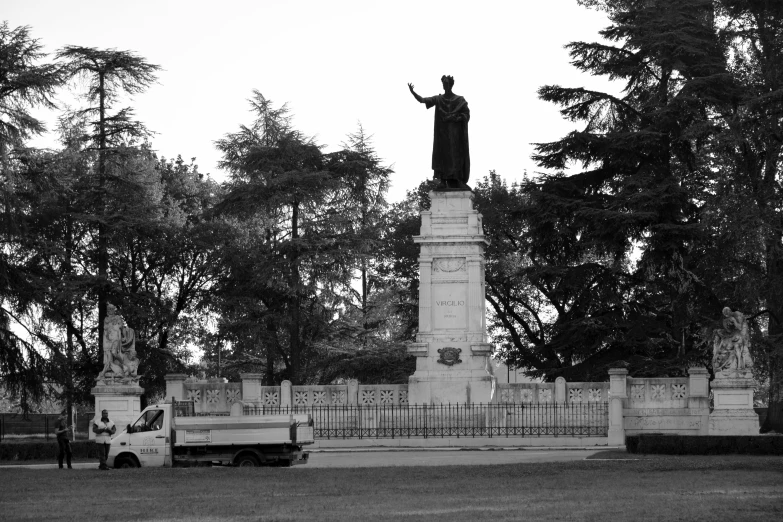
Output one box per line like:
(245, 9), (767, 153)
(165, 375), (411, 412)
(162, 366), (758, 442)
(608, 367), (712, 442)
(496, 380), (610, 404)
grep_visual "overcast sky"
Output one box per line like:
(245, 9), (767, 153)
(7, 0), (613, 203)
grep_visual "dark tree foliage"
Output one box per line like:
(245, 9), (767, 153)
(0, 22), (61, 156)
(323, 125), (392, 336)
(703, 0), (783, 431)
(475, 172), (644, 382)
(511, 0), (726, 380)
(373, 179), (440, 343)
(56, 46), (159, 373)
(215, 93), (357, 384)
(0, 21), (62, 408)
(313, 126), (417, 384)
(110, 155), (224, 398)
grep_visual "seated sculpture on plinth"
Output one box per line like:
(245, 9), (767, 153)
(712, 307), (754, 379)
(96, 304), (140, 385)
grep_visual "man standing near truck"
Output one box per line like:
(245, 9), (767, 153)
(93, 409), (116, 470)
(54, 410), (72, 469)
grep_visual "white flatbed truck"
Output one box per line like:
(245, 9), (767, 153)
(107, 400), (313, 468)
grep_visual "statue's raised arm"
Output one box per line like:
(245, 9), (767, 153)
(408, 83), (424, 103)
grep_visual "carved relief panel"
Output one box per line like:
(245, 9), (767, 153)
(432, 257), (467, 274)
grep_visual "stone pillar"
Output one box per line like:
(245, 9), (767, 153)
(407, 190), (493, 405)
(687, 367), (711, 435)
(91, 384), (143, 440)
(555, 377), (566, 404)
(709, 378), (759, 435)
(608, 368), (628, 445)
(280, 380), (293, 409)
(347, 379), (359, 405)
(687, 367), (710, 409)
(164, 374), (186, 402)
(240, 373), (264, 403)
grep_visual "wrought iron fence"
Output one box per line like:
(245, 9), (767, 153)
(242, 402), (609, 439)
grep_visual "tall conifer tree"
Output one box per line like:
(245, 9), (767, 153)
(56, 46), (159, 368)
(519, 0), (726, 377)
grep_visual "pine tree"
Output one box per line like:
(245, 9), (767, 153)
(0, 22), (61, 169)
(215, 92), (355, 384)
(520, 0), (726, 378)
(324, 124), (392, 341)
(56, 46), (159, 370)
(705, 0), (783, 431)
(0, 21), (62, 409)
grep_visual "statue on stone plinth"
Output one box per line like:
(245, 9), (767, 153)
(96, 304), (140, 385)
(408, 76), (470, 189)
(712, 307), (753, 379)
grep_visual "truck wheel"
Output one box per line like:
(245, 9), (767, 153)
(235, 454), (260, 467)
(116, 457), (139, 469)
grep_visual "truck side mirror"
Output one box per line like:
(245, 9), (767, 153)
(126, 424), (133, 434)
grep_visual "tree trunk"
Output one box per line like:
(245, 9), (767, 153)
(288, 198), (301, 384)
(361, 169), (368, 340)
(264, 324), (275, 385)
(65, 210), (75, 438)
(97, 72), (108, 375)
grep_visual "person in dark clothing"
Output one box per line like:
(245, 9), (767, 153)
(54, 410), (73, 469)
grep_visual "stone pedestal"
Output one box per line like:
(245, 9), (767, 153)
(407, 190), (493, 404)
(607, 368), (628, 445)
(91, 384), (143, 439)
(239, 373), (263, 402)
(708, 378), (759, 435)
(165, 373), (187, 402)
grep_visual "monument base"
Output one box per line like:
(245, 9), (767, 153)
(708, 378), (759, 435)
(408, 373), (493, 405)
(407, 190), (495, 405)
(91, 384), (143, 440)
(709, 409), (759, 435)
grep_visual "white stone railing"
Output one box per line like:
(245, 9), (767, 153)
(608, 367), (711, 443)
(174, 379), (242, 414)
(497, 378), (610, 404)
(165, 374), (410, 412)
(164, 368), (733, 442)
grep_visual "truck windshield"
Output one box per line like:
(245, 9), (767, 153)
(132, 409), (164, 432)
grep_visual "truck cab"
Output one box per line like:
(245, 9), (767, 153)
(108, 402), (313, 468)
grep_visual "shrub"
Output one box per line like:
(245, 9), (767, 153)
(0, 440), (102, 461)
(625, 434), (783, 455)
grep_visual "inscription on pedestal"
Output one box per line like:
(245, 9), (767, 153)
(432, 285), (466, 329)
(625, 416), (702, 431)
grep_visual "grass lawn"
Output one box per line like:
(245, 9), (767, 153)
(1, 455), (781, 521)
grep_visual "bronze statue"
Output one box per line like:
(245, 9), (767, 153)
(96, 304), (140, 385)
(712, 307), (753, 379)
(408, 76), (470, 189)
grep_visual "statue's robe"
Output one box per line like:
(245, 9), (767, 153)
(423, 94), (470, 184)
